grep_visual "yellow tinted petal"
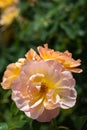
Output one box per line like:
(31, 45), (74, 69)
(0, 0), (14, 8)
(1, 58), (25, 89)
(0, 6), (19, 26)
(25, 48), (41, 61)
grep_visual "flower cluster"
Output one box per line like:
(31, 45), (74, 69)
(1, 44), (82, 122)
(0, 0), (19, 26)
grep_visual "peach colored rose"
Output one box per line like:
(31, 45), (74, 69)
(12, 60), (77, 122)
(0, 0), (19, 9)
(0, 0), (14, 9)
(37, 44), (82, 73)
(0, 6), (19, 26)
(1, 58), (25, 89)
(1, 47), (41, 89)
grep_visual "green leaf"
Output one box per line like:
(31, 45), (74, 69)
(8, 120), (27, 130)
(40, 125), (49, 130)
(73, 116), (87, 130)
(0, 123), (8, 130)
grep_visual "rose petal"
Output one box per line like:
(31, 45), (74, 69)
(58, 87), (77, 109)
(25, 103), (44, 119)
(44, 93), (60, 110)
(37, 108), (60, 122)
(25, 48), (41, 61)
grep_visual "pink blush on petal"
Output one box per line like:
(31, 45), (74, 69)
(25, 103), (44, 119)
(37, 108), (60, 122)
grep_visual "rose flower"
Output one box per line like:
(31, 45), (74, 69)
(37, 44), (82, 73)
(0, 0), (15, 9)
(0, 6), (19, 26)
(1, 44), (82, 122)
(12, 60), (76, 122)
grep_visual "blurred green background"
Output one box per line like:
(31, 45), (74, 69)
(0, 0), (87, 130)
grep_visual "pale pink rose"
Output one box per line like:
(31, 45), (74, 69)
(12, 60), (77, 122)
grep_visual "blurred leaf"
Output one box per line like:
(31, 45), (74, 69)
(0, 58), (6, 72)
(10, 102), (19, 116)
(0, 123), (8, 130)
(8, 120), (27, 130)
(72, 116), (87, 130)
(60, 22), (79, 39)
(40, 125), (49, 130)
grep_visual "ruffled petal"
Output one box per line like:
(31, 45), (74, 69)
(25, 48), (41, 61)
(37, 44), (82, 73)
(44, 90), (60, 110)
(58, 87), (77, 109)
(25, 103), (44, 119)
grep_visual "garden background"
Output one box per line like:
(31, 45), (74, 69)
(0, 0), (87, 130)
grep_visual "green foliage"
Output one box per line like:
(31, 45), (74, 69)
(0, 0), (87, 130)
(0, 123), (8, 130)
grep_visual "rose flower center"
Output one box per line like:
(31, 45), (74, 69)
(40, 82), (48, 94)
(29, 73), (50, 95)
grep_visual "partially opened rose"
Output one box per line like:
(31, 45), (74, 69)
(12, 60), (77, 122)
